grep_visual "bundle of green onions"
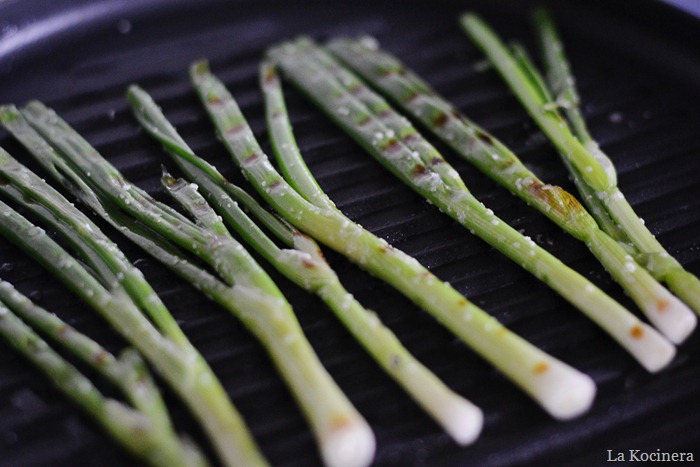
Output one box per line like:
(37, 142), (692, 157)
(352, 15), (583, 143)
(265, 38), (677, 373)
(460, 9), (700, 317)
(4, 9), (693, 461)
(187, 59), (597, 421)
(1, 104), (374, 467)
(0, 279), (207, 467)
(0, 142), (264, 466)
(322, 36), (696, 344)
(126, 84), (485, 447)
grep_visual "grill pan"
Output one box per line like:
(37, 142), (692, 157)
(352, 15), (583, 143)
(1, 0), (700, 465)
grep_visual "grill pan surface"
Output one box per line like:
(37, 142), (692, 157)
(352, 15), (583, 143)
(1, 0), (700, 465)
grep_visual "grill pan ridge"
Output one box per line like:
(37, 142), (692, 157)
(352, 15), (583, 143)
(0, 1), (699, 465)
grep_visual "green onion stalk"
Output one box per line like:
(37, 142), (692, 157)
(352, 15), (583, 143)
(0, 143), (264, 466)
(1, 105), (374, 467)
(460, 10), (700, 316)
(188, 58), (597, 421)
(265, 38), (677, 373)
(0, 279), (208, 467)
(324, 36), (696, 345)
(127, 83), (484, 446)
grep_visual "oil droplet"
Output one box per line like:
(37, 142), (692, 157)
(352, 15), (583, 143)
(117, 19), (132, 34)
(608, 112), (623, 123)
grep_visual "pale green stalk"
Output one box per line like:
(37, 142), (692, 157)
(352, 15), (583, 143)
(0, 280), (168, 429)
(532, 8), (612, 174)
(160, 173), (377, 467)
(461, 11), (700, 314)
(189, 58), (597, 421)
(266, 38), (677, 372)
(0, 280), (206, 467)
(129, 82), (483, 445)
(0, 140), (265, 466)
(289, 38), (467, 193)
(325, 36), (696, 345)
(0, 192), (258, 466)
(533, 8), (700, 311)
(2, 104), (373, 467)
(508, 40), (630, 244)
(460, 14), (612, 192)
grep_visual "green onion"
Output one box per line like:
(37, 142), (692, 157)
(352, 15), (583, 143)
(189, 58), (597, 421)
(265, 38), (677, 372)
(0, 279), (207, 467)
(460, 11), (700, 316)
(127, 82), (484, 446)
(2, 104), (374, 467)
(0, 141), (265, 467)
(324, 36), (696, 345)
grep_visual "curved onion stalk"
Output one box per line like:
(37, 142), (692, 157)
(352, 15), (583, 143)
(461, 11), (700, 315)
(1, 105), (373, 467)
(189, 58), (597, 421)
(325, 37), (696, 345)
(265, 38), (677, 372)
(128, 84), (483, 446)
(0, 148), (263, 466)
(163, 172), (377, 467)
(0, 280), (207, 467)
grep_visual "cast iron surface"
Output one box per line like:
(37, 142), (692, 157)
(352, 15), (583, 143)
(1, 0), (700, 465)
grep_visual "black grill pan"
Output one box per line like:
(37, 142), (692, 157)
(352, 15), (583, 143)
(1, 1), (699, 465)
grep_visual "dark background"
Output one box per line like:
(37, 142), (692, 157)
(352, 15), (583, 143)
(1, 1), (699, 465)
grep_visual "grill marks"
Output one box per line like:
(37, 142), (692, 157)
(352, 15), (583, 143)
(630, 325), (645, 339)
(476, 131), (494, 145)
(533, 362), (549, 375)
(383, 137), (401, 154)
(1, 4), (699, 467)
(207, 93), (224, 105)
(411, 163), (428, 177)
(227, 123), (248, 138)
(525, 179), (583, 218)
(432, 111), (450, 128)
